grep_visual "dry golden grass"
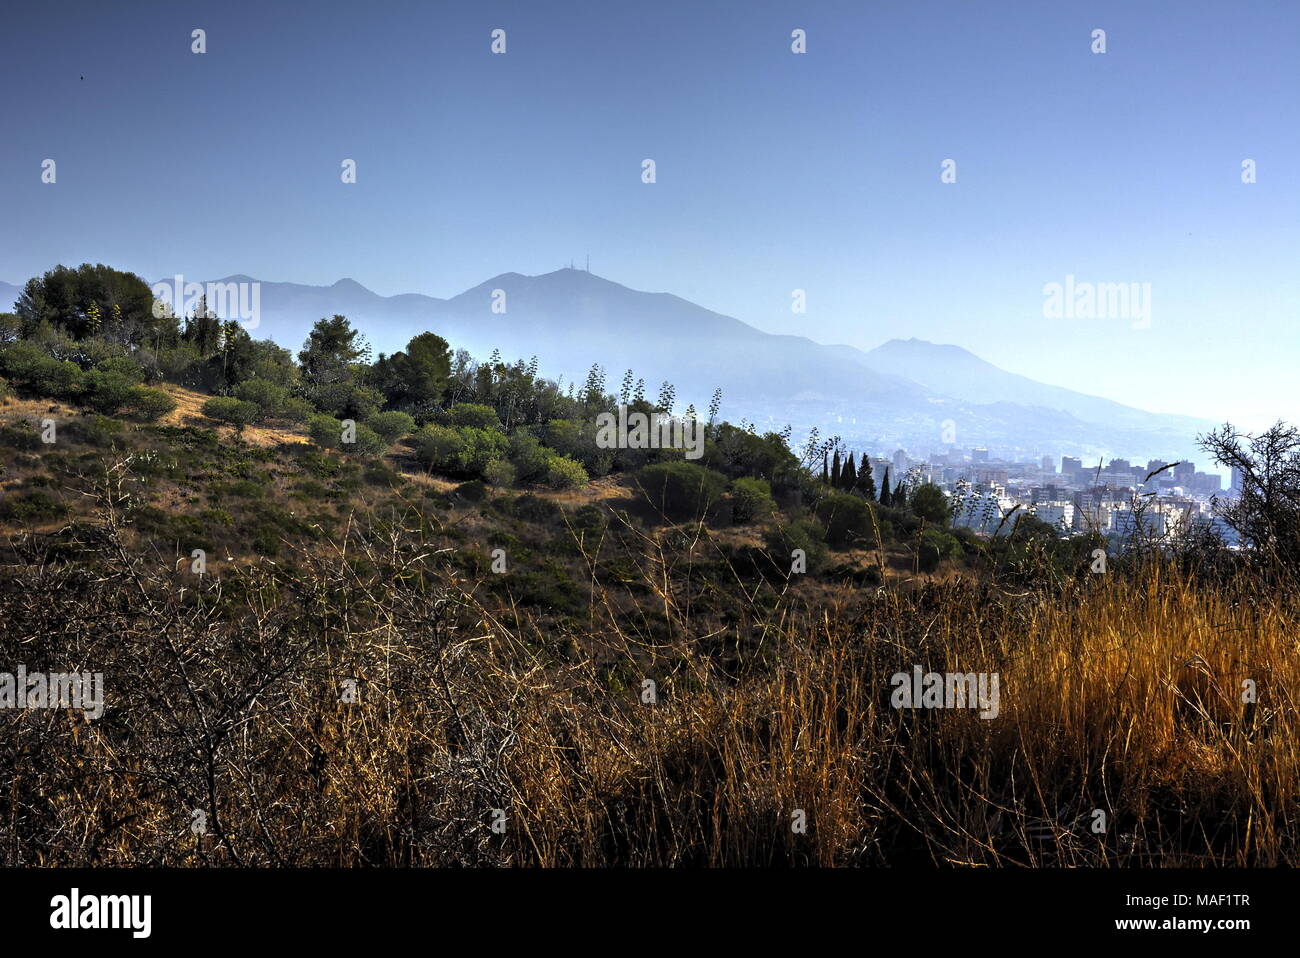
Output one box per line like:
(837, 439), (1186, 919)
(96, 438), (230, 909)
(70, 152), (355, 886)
(4, 505), (1296, 866)
(156, 383), (309, 447)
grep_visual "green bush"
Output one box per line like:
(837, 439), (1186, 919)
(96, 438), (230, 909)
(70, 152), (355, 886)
(124, 386), (176, 421)
(450, 403), (501, 430)
(454, 479), (487, 503)
(507, 431), (551, 482)
(339, 421), (388, 456)
(762, 518), (829, 575)
(918, 529), (962, 573)
(415, 424), (507, 478)
(65, 414), (125, 447)
(233, 378), (289, 420)
(414, 423), (464, 471)
(814, 492), (877, 549)
(282, 397), (314, 423)
(0, 422), (40, 450)
(510, 493), (562, 524)
(203, 396), (260, 428)
(93, 356), (146, 384)
(364, 410), (416, 443)
(911, 483), (952, 526)
(308, 380), (383, 420)
(484, 458), (516, 488)
(730, 477), (775, 523)
(0, 487), (66, 521)
(81, 369), (139, 414)
(545, 454), (588, 490)
(637, 461), (728, 521)
(0, 343), (87, 400)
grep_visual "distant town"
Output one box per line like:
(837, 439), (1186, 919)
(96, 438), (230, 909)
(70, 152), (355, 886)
(859, 446), (1239, 545)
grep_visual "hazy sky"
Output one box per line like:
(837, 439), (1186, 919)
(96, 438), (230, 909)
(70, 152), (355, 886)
(2, 0), (1296, 429)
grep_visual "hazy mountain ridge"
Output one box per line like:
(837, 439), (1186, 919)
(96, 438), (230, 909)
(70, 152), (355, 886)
(1, 270), (1215, 462)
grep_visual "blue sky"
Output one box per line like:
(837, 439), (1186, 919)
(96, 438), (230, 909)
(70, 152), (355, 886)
(1, 0), (1296, 428)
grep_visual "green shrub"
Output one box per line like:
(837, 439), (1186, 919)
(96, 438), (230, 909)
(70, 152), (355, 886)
(510, 493), (562, 524)
(65, 414), (125, 447)
(731, 477), (775, 523)
(308, 413), (344, 448)
(363, 460), (399, 486)
(814, 492), (877, 549)
(763, 518), (829, 575)
(282, 397), (314, 423)
(484, 458), (516, 488)
(450, 403), (501, 430)
(911, 483), (952, 526)
(0, 422), (40, 450)
(507, 431), (551, 482)
(829, 560), (883, 586)
(364, 410), (416, 443)
(94, 356), (146, 383)
(233, 378), (289, 420)
(454, 479), (487, 503)
(0, 488), (66, 521)
(0, 343), (89, 399)
(203, 396), (260, 427)
(414, 424), (464, 472)
(123, 386), (176, 421)
(415, 424), (507, 478)
(81, 369), (140, 414)
(545, 455), (588, 490)
(308, 380), (383, 420)
(344, 422), (388, 456)
(918, 529), (962, 573)
(636, 461), (728, 521)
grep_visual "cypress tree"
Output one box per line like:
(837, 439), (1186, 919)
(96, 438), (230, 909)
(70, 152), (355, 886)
(822, 451), (829, 484)
(879, 467), (892, 506)
(895, 478), (907, 506)
(843, 453), (857, 491)
(863, 459), (877, 501)
(831, 449), (842, 487)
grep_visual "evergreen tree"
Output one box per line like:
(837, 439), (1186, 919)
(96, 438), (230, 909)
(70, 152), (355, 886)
(831, 449), (842, 487)
(842, 452), (857, 491)
(879, 467), (892, 506)
(862, 459), (877, 501)
(822, 451), (829, 483)
(894, 478), (907, 506)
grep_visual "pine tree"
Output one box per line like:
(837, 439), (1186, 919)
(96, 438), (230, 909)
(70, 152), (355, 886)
(879, 467), (892, 507)
(863, 459), (877, 500)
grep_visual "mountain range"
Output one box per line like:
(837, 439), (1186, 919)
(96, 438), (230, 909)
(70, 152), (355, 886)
(0, 270), (1215, 463)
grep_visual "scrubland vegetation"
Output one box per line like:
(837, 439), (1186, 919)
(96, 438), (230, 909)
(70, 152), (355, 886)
(1, 264), (1298, 866)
